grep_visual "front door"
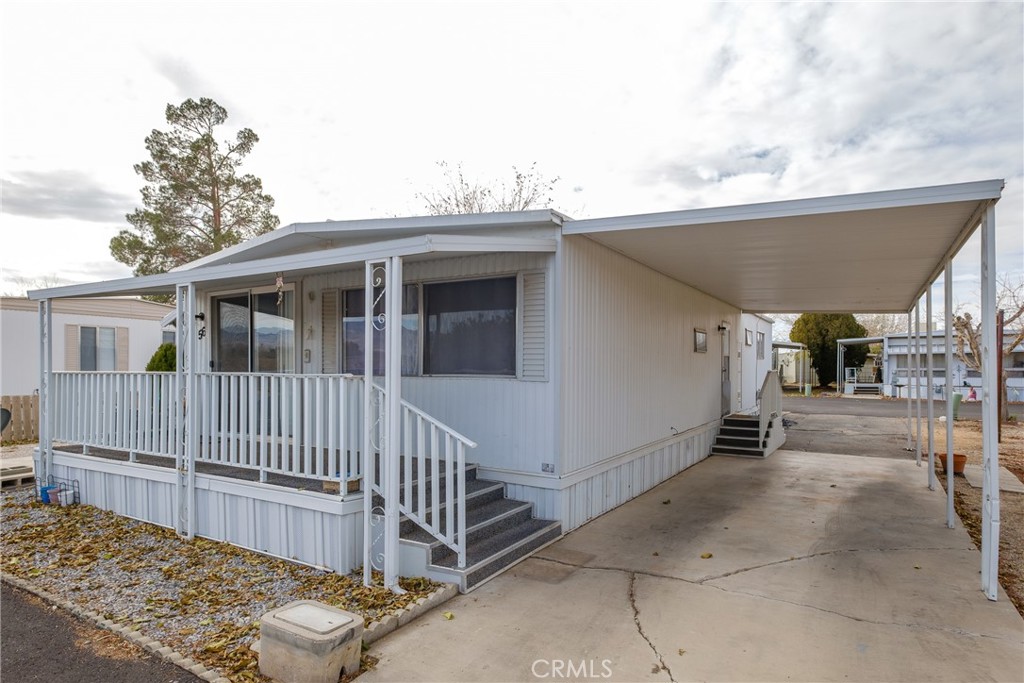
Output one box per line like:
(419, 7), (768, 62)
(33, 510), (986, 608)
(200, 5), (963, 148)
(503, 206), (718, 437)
(721, 326), (731, 417)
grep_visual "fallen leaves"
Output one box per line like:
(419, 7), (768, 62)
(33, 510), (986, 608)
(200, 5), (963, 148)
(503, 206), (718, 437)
(442, 610), (454, 620)
(0, 490), (442, 682)
(700, 553), (713, 559)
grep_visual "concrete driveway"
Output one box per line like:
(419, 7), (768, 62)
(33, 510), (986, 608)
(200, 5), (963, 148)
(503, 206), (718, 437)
(364, 451), (1024, 682)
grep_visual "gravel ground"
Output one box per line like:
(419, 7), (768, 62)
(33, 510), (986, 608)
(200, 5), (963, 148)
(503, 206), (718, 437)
(0, 489), (439, 681)
(933, 419), (1024, 616)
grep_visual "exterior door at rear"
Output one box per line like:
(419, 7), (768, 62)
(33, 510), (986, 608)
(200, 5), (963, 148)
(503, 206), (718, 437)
(721, 326), (731, 417)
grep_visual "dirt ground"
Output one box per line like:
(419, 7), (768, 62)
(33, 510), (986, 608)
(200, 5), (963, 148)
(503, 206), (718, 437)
(932, 420), (1024, 615)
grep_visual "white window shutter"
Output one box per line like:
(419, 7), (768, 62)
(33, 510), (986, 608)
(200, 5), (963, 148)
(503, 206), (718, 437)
(520, 272), (547, 381)
(322, 288), (339, 373)
(115, 327), (129, 371)
(65, 324), (80, 371)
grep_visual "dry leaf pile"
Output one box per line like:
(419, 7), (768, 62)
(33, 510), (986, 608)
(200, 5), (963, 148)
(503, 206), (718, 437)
(1, 489), (439, 681)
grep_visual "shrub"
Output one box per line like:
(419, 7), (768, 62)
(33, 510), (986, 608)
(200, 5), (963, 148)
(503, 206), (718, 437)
(146, 342), (176, 371)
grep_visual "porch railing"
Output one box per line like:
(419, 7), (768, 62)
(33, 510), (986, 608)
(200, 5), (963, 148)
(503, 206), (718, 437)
(53, 372), (179, 456)
(396, 392), (476, 568)
(192, 373), (363, 484)
(51, 371), (364, 491)
(758, 370), (782, 447)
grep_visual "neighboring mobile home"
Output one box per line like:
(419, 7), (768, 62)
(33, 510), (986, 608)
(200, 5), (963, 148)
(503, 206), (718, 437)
(28, 180), (1004, 593)
(1, 296), (172, 395)
(840, 330), (1024, 400)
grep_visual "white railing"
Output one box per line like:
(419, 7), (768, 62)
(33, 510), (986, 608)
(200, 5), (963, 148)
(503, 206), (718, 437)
(192, 373), (363, 485)
(369, 384), (477, 569)
(758, 370), (782, 446)
(53, 372), (179, 457)
(51, 372), (364, 491)
(399, 397), (476, 568)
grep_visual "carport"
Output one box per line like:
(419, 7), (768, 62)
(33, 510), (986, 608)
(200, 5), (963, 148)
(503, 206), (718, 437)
(565, 179), (1006, 600)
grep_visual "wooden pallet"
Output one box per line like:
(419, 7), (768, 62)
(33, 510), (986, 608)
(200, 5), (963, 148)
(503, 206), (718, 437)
(0, 465), (34, 490)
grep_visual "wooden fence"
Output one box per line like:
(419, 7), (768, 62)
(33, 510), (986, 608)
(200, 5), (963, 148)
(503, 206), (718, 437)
(1, 395), (39, 442)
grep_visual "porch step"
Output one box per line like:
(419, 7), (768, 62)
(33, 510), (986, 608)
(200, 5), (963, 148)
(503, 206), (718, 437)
(397, 460), (561, 592)
(853, 386), (881, 395)
(711, 414), (769, 458)
(428, 518), (563, 591)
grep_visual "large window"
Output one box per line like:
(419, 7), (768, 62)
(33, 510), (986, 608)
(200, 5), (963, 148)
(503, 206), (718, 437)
(213, 288), (295, 372)
(80, 326), (116, 371)
(342, 285), (419, 375)
(424, 277), (516, 375)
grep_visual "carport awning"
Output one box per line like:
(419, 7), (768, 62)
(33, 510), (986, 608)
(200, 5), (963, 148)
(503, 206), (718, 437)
(564, 180), (1003, 313)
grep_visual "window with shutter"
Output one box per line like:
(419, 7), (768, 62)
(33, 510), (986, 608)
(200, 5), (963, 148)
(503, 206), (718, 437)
(520, 271), (547, 380)
(322, 289), (339, 373)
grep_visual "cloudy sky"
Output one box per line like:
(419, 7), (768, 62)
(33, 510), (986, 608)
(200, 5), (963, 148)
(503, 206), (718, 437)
(1, 1), (1022, 313)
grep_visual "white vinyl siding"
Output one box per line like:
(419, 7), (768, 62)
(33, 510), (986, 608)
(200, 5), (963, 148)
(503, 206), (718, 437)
(559, 235), (739, 474)
(300, 251), (556, 473)
(519, 271), (547, 380)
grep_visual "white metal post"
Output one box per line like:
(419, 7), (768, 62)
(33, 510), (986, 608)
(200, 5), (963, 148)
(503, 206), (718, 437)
(906, 310), (913, 450)
(980, 204), (1000, 600)
(362, 260), (377, 588)
(914, 304), (922, 465)
(944, 260), (955, 528)
(926, 285), (936, 490)
(173, 284), (195, 539)
(185, 284), (197, 539)
(37, 300), (53, 484)
(384, 255), (403, 593)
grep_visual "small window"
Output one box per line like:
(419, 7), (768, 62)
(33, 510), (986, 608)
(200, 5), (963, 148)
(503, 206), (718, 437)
(342, 285), (419, 375)
(745, 329), (753, 346)
(80, 326), (116, 371)
(424, 277), (516, 375)
(756, 332), (765, 360)
(694, 328), (708, 353)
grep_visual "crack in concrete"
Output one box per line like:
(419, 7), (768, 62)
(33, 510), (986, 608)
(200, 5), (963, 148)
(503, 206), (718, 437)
(531, 549), (1011, 643)
(628, 572), (675, 683)
(698, 546), (976, 583)
(697, 582), (1012, 641)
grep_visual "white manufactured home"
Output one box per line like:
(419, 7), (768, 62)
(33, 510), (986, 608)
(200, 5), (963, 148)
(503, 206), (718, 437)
(1, 296), (172, 396)
(839, 330), (1024, 400)
(28, 179), (1010, 598)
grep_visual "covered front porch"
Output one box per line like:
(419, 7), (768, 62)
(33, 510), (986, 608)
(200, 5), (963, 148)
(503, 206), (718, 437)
(32, 227), (559, 591)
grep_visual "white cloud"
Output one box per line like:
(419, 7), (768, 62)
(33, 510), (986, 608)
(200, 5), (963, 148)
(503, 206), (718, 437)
(0, 0), (1020, 300)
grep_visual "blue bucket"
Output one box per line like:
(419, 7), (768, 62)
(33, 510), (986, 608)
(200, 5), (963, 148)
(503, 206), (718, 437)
(39, 485), (57, 504)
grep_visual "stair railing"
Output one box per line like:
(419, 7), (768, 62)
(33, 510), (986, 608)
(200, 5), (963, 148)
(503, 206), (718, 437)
(758, 370), (783, 447)
(373, 385), (477, 569)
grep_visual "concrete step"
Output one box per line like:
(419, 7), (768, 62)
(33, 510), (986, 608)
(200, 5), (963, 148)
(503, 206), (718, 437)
(714, 435), (763, 448)
(428, 518), (563, 591)
(401, 497), (534, 553)
(711, 444), (767, 457)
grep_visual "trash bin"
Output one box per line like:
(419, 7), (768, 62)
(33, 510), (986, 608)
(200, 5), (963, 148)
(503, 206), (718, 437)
(804, 384), (812, 397)
(951, 392), (963, 420)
